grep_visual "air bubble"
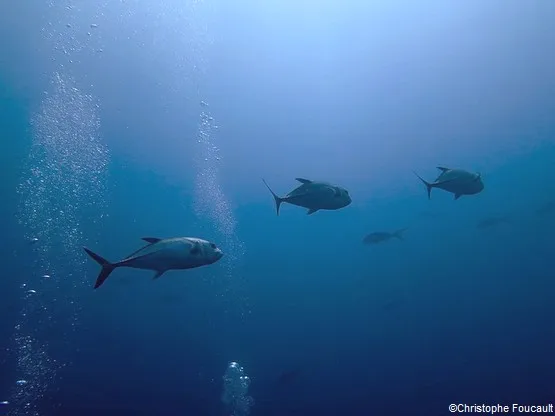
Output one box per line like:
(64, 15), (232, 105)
(14, 64), (109, 412)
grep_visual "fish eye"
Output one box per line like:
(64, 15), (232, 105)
(210, 243), (217, 249)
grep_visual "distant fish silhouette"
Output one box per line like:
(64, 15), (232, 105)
(476, 216), (511, 230)
(414, 166), (484, 200)
(262, 178), (352, 215)
(363, 228), (408, 245)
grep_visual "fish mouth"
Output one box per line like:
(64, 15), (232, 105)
(215, 249), (224, 259)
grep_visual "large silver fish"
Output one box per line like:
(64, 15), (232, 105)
(413, 166), (484, 200)
(83, 237), (223, 289)
(262, 177), (352, 215)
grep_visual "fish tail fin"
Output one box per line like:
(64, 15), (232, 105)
(413, 171), (433, 199)
(393, 228), (408, 240)
(262, 178), (284, 216)
(83, 247), (117, 289)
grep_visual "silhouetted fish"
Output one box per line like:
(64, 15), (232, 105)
(363, 228), (408, 244)
(414, 166), (484, 200)
(476, 216), (511, 230)
(262, 178), (351, 215)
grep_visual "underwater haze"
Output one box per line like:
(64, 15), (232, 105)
(1, 1), (555, 415)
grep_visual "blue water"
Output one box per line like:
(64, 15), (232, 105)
(2, 1), (555, 415)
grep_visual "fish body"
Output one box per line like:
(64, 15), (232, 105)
(414, 167), (484, 200)
(363, 228), (408, 244)
(476, 217), (510, 229)
(83, 237), (223, 289)
(262, 178), (351, 215)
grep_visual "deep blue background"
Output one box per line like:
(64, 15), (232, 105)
(1, 1), (555, 415)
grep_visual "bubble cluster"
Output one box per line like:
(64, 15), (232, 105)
(192, 107), (249, 315)
(221, 362), (254, 416)
(7, 335), (60, 416)
(17, 72), (109, 285)
(43, 0), (109, 69)
(194, 111), (236, 237)
(180, 0), (248, 316)
(12, 72), (109, 414)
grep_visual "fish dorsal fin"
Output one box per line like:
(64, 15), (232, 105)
(141, 237), (162, 244)
(436, 166), (450, 172)
(295, 178), (312, 184)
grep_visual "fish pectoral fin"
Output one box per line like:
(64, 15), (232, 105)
(190, 242), (201, 255)
(141, 237), (162, 244)
(436, 166), (450, 172)
(307, 208), (319, 215)
(295, 178), (312, 184)
(454, 193), (462, 200)
(153, 270), (166, 280)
